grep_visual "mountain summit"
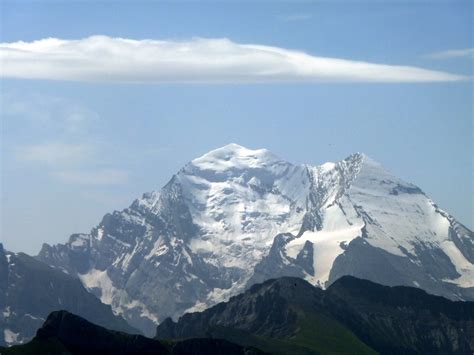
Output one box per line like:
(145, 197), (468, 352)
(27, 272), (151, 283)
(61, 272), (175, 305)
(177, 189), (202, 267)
(37, 144), (473, 336)
(189, 143), (284, 171)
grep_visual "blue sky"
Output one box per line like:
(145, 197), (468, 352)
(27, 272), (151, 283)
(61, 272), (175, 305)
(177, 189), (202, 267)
(1, 0), (473, 254)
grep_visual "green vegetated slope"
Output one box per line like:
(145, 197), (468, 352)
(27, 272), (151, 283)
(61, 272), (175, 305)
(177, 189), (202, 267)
(203, 310), (377, 355)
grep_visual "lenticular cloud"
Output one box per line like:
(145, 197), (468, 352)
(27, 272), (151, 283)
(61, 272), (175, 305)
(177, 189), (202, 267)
(0, 35), (466, 83)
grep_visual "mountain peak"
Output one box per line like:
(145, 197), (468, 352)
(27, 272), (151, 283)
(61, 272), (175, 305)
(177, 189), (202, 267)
(339, 152), (390, 179)
(189, 143), (285, 172)
(344, 152), (380, 167)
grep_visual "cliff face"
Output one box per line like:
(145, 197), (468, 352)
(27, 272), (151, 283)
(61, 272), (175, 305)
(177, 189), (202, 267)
(325, 276), (474, 354)
(0, 245), (136, 346)
(157, 276), (474, 355)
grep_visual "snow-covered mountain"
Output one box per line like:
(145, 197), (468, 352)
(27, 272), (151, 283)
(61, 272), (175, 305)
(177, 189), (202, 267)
(37, 144), (474, 336)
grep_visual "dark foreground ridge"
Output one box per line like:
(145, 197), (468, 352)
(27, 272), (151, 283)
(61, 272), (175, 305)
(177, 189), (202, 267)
(2, 276), (474, 354)
(156, 276), (474, 355)
(1, 310), (263, 355)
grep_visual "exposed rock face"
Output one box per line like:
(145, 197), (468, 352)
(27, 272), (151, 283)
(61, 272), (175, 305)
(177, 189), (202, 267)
(157, 276), (474, 355)
(0, 244), (136, 346)
(326, 276), (474, 354)
(157, 278), (307, 341)
(36, 144), (473, 336)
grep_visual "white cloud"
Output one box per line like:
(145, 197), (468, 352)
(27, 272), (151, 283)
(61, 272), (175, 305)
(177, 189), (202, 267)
(425, 48), (474, 59)
(16, 142), (94, 166)
(51, 169), (129, 185)
(0, 35), (466, 83)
